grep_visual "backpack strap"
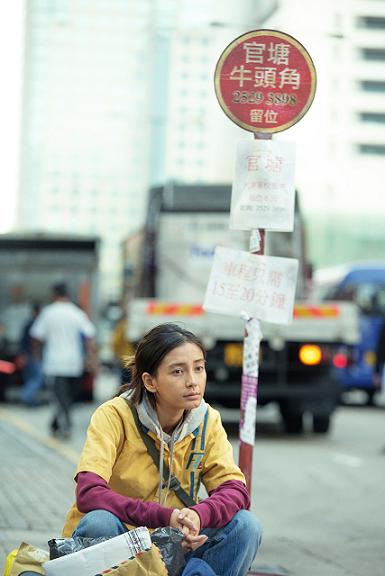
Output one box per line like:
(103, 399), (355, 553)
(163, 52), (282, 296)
(125, 399), (197, 507)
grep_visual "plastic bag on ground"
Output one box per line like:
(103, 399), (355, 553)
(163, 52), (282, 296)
(47, 525), (185, 576)
(151, 526), (185, 576)
(48, 536), (109, 559)
(43, 527), (152, 576)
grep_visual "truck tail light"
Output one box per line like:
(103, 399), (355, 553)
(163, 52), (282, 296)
(299, 344), (322, 366)
(332, 352), (348, 369)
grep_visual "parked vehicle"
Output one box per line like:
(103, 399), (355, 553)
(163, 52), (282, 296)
(0, 233), (99, 402)
(312, 261), (385, 404)
(124, 183), (359, 433)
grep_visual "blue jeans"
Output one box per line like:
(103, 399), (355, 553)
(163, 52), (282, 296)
(21, 359), (44, 406)
(181, 557), (218, 575)
(73, 509), (262, 576)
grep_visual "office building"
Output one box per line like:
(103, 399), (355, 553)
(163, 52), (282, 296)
(17, 0), (276, 300)
(267, 0), (385, 266)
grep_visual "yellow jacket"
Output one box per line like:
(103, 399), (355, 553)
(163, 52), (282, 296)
(62, 396), (245, 536)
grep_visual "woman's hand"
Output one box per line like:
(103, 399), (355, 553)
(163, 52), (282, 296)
(177, 508), (201, 535)
(170, 508), (208, 552)
(170, 508), (181, 529)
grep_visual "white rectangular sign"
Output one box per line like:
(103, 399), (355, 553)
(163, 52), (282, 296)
(203, 246), (298, 325)
(230, 139), (296, 232)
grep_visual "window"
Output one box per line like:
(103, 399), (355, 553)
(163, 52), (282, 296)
(358, 144), (385, 155)
(361, 48), (385, 61)
(326, 282), (385, 315)
(358, 16), (385, 30)
(359, 112), (385, 123)
(360, 80), (385, 92)
(348, 284), (385, 314)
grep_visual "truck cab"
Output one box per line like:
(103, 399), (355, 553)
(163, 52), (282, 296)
(313, 262), (385, 404)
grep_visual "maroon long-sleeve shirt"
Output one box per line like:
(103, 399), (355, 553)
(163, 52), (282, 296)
(76, 471), (250, 529)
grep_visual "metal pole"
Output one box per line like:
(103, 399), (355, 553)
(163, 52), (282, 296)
(241, 133), (291, 575)
(238, 132), (272, 492)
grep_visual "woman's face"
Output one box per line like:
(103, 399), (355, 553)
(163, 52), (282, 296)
(143, 342), (206, 413)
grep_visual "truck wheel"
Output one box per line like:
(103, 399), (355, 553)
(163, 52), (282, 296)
(312, 414), (330, 434)
(282, 412), (303, 434)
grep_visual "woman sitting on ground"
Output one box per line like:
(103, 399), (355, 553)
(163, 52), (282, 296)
(62, 323), (262, 576)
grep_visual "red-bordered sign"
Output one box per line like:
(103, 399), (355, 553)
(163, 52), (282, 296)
(214, 29), (317, 133)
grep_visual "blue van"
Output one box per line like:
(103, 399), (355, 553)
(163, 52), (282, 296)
(313, 262), (385, 403)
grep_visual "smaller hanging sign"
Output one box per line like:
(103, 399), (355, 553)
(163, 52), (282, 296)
(203, 246), (298, 325)
(230, 139), (296, 232)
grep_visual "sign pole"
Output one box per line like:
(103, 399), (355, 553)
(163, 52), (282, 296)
(238, 133), (271, 491)
(213, 26), (316, 494)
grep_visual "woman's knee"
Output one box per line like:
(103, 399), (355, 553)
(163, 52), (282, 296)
(73, 509), (126, 539)
(232, 510), (263, 547)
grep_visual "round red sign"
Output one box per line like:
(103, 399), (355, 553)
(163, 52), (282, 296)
(214, 29), (317, 133)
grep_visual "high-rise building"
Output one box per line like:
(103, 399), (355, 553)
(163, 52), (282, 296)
(162, 1), (278, 184)
(18, 0), (154, 300)
(266, 0), (385, 266)
(17, 0), (277, 301)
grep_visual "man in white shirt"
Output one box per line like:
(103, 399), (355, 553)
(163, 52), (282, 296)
(30, 282), (96, 438)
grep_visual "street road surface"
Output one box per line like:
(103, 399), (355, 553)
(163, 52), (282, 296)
(1, 370), (384, 576)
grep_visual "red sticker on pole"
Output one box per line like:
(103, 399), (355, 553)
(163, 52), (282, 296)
(214, 29), (317, 133)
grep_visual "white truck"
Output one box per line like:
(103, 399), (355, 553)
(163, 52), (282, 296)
(124, 183), (358, 434)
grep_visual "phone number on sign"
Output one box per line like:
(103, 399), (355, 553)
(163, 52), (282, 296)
(232, 91), (297, 106)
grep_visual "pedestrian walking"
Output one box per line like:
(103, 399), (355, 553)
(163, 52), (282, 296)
(62, 323), (262, 575)
(18, 303), (44, 407)
(30, 282), (96, 438)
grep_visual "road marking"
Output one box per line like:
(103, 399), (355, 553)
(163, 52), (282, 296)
(0, 408), (80, 464)
(332, 451), (363, 468)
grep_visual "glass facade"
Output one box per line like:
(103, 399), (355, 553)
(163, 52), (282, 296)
(19, 0), (153, 298)
(18, 0), (270, 300)
(308, 214), (385, 269)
